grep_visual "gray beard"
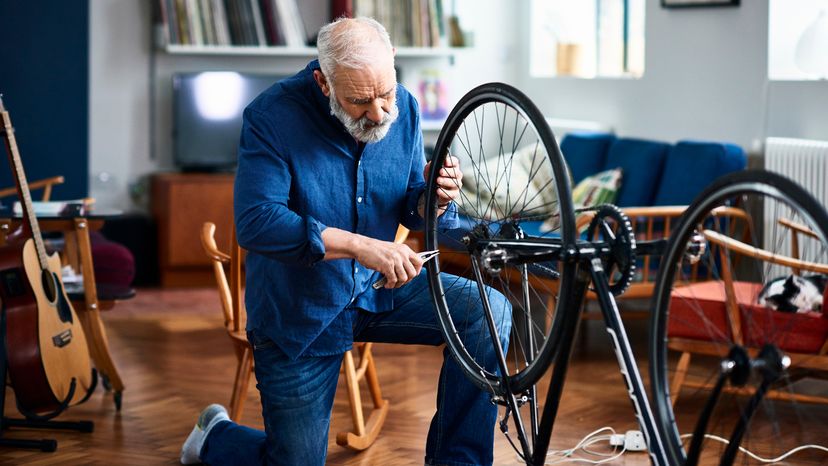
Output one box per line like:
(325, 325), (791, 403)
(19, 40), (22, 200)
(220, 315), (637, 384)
(329, 87), (399, 143)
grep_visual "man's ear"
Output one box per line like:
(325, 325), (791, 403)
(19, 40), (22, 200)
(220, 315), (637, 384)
(313, 70), (330, 97)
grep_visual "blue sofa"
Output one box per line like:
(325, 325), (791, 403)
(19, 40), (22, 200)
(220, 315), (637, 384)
(560, 133), (747, 208)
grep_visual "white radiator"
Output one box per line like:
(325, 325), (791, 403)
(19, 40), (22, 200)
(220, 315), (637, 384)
(765, 137), (828, 205)
(763, 137), (828, 273)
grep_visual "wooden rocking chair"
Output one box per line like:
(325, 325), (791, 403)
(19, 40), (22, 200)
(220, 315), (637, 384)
(200, 222), (406, 450)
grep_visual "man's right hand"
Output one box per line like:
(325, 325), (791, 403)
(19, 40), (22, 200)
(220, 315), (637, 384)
(354, 237), (424, 288)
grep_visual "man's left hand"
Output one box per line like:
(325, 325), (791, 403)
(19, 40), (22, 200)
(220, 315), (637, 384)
(422, 155), (463, 216)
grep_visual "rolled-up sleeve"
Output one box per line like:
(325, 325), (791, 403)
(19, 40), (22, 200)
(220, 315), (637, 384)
(234, 108), (326, 266)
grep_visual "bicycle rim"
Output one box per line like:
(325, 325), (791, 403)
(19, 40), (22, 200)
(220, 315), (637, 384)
(424, 82), (576, 395)
(650, 170), (828, 465)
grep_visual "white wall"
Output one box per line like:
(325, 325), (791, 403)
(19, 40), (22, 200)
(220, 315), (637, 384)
(517, 1), (828, 151)
(89, 0), (153, 210)
(88, 0), (518, 210)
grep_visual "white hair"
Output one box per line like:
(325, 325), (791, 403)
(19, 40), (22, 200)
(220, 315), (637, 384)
(316, 17), (394, 84)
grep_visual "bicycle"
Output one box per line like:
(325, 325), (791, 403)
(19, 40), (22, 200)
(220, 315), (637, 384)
(422, 82), (828, 465)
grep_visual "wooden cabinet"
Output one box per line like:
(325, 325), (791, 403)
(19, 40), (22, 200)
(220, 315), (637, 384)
(151, 173), (234, 287)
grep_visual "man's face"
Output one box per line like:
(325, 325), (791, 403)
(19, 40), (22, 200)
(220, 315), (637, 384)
(322, 59), (399, 143)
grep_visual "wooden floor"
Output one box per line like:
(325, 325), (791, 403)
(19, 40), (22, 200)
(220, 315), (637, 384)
(0, 290), (676, 465)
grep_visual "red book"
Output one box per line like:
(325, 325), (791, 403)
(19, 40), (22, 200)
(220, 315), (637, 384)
(331, 0), (353, 20)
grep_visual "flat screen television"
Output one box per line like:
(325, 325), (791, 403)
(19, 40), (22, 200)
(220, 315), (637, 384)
(172, 72), (284, 171)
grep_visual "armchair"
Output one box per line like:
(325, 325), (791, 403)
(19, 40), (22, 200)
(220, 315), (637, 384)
(667, 223), (828, 405)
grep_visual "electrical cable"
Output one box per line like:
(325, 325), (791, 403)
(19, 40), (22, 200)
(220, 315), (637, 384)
(680, 433), (828, 463)
(509, 427), (629, 465)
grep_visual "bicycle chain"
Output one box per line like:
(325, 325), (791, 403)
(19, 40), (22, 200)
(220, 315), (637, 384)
(584, 204), (637, 296)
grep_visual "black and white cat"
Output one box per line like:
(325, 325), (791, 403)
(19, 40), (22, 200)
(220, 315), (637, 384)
(757, 274), (826, 314)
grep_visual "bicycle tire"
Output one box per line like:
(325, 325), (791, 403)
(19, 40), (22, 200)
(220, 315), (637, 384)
(424, 82), (576, 394)
(650, 170), (828, 465)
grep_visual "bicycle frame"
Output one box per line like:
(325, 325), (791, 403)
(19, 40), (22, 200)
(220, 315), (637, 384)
(472, 236), (761, 466)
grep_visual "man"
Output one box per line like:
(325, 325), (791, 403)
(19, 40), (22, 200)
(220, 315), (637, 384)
(180, 17), (511, 466)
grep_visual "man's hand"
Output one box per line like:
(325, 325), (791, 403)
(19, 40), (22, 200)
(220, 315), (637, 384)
(420, 155), (463, 217)
(354, 237), (423, 289)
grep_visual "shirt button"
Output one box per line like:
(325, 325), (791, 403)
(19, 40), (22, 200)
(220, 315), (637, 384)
(357, 196), (363, 203)
(355, 266), (359, 273)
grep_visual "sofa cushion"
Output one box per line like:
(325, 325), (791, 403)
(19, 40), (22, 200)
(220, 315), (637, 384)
(602, 138), (669, 207)
(653, 141), (747, 206)
(559, 132), (616, 185)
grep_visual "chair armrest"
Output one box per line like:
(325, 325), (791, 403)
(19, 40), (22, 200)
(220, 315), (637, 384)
(0, 175), (65, 200)
(201, 222), (231, 263)
(703, 230), (828, 274)
(779, 218), (819, 240)
(394, 225), (410, 245)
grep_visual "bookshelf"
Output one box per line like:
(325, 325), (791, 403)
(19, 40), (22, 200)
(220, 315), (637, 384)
(157, 0), (452, 50)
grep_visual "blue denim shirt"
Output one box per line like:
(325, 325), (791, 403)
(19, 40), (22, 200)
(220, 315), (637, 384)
(234, 60), (457, 359)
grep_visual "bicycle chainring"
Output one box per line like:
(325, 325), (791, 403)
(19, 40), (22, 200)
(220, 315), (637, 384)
(585, 204), (637, 296)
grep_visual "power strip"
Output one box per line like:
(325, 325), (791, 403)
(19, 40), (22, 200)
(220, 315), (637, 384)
(609, 430), (647, 452)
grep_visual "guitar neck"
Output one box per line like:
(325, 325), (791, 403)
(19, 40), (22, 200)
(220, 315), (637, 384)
(0, 97), (50, 269)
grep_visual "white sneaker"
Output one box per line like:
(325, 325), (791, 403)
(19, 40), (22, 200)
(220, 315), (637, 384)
(180, 404), (230, 464)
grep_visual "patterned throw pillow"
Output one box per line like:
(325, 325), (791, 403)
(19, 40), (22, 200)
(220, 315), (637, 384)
(539, 167), (622, 233)
(572, 167), (623, 209)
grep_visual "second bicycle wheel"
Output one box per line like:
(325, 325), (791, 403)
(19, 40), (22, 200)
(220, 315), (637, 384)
(650, 170), (828, 465)
(424, 83), (576, 394)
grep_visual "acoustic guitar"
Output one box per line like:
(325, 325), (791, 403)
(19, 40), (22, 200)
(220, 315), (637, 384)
(0, 96), (94, 417)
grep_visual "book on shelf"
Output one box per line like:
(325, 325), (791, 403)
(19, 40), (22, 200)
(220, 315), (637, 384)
(259, 0), (285, 45)
(275, 0), (307, 47)
(331, 0), (354, 20)
(186, 0), (205, 45)
(249, 0), (269, 46)
(236, 0), (257, 45)
(348, 0), (446, 48)
(199, 0), (217, 45)
(158, 0), (306, 47)
(210, 0), (232, 45)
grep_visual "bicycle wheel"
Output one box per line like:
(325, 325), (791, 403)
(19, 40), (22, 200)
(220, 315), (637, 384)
(424, 82), (576, 394)
(650, 170), (828, 465)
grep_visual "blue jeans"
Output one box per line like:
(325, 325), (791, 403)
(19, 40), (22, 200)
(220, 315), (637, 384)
(200, 272), (512, 466)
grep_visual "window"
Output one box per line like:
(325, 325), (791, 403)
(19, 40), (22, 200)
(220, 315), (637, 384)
(768, 0), (828, 80)
(530, 0), (645, 78)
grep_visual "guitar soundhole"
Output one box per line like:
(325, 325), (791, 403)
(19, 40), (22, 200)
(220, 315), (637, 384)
(42, 270), (72, 323)
(41, 269), (57, 302)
